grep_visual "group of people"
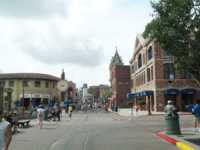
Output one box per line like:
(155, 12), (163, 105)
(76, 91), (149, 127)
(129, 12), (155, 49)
(36, 104), (74, 129)
(36, 103), (62, 129)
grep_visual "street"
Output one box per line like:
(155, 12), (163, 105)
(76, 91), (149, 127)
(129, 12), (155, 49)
(10, 111), (192, 150)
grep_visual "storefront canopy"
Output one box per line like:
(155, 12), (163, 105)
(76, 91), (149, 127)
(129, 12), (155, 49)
(127, 90), (153, 100)
(181, 88), (196, 95)
(164, 88), (179, 96)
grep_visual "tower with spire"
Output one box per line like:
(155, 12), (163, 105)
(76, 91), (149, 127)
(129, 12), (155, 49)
(61, 69), (65, 80)
(109, 46), (124, 70)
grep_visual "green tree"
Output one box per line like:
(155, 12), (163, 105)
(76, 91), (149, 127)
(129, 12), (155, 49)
(100, 89), (112, 103)
(143, 0), (200, 82)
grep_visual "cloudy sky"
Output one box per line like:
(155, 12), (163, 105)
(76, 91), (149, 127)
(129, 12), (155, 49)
(0, 0), (153, 87)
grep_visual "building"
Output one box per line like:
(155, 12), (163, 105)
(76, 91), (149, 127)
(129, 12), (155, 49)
(109, 49), (131, 110)
(0, 73), (59, 110)
(128, 34), (200, 112)
(81, 84), (94, 104)
(59, 69), (78, 104)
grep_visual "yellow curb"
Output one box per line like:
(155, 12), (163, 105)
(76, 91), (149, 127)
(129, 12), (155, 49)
(176, 142), (195, 150)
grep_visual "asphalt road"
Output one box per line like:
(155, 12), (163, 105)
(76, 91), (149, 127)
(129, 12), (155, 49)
(10, 111), (192, 150)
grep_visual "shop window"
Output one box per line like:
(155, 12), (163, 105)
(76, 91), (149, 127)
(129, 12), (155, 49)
(147, 46), (153, 61)
(138, 54), (142, 68)
(164, 63), (175, 80)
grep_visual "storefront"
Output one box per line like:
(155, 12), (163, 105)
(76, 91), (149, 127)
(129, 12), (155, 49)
(164, 88), (179, 108)
(180, 88), (196, 111)
(127, 90), (154, 111)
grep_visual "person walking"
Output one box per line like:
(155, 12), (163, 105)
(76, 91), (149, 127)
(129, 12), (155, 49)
(0, 111), (12, 150)
(55, 103), (61, 121)
(37, 105), (45, 129)
(192, 104), (200, 132)
(68, 105), (73, 120)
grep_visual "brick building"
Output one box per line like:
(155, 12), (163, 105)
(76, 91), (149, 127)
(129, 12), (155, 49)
(128, 34), (200, 112)
(109, 49), (130, 110)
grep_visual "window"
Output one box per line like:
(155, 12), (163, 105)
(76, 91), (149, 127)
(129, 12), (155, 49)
(45, 81), (49, 88)
(22, 81), (29, 87)
(143, 54), (145, 64)
(9, 81), (14, 87)
(164, 63), (175, 80)
(163, 50), (170, 57)
(0, 81), (5, 87)
(181, 71), (192, 79)
(138, 54), (142, 68)
(143, 72), (146, 84)
(147, 46), (153, 61)
(53, 82), (56, 88)
(147, 68), (151, 82)
(35, 81), (41, 87)
(151, 66), (154, 80)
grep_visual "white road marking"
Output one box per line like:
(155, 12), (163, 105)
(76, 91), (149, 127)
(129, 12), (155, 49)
(83, 133), (89, 150)
(49, 140), (61, 149)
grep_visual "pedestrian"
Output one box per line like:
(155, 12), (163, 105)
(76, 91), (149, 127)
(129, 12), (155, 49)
(68, 105), (73, 120)
(37, 105), (45, 129)
(192, 104), (200, 132)
(55, 103), (61, 121)
(0, 110), (12, 150)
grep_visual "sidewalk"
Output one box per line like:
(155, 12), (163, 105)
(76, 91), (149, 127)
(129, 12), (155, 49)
(116, 108), (192, 117)
(156, 128), (200, 150)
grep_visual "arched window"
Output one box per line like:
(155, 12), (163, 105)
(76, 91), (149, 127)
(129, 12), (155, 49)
(147, 46), (153, 61)
(138, 54), (142, 68)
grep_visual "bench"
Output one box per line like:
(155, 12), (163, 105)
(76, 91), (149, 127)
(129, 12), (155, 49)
(17, 120), (31, 128)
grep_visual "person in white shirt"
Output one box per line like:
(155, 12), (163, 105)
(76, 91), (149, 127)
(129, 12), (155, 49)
(0, 110), (12, 150)
(37, 105), (45, 129)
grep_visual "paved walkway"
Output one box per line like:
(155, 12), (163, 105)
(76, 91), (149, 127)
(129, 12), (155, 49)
(10, 111), (182, 150)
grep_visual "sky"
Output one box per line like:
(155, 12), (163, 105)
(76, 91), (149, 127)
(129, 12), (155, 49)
(0, 0), (153, 87)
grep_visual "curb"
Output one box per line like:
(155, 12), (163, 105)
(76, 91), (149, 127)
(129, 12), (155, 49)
(156, 131), (196, 150)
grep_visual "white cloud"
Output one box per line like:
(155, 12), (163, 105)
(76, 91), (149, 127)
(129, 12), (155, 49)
(0, 0), (153, 86)
(0, 0), (68, 18)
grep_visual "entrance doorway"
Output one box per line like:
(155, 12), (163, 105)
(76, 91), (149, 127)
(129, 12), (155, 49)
(181, 94), (194, 111)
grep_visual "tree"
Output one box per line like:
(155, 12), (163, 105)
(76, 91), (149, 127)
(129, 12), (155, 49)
(143, 0), (200, 82)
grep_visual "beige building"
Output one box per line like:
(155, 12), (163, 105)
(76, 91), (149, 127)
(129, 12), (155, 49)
(0, 73), (60, 110)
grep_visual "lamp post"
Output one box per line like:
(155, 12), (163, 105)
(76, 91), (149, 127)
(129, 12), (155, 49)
(22, 80), (25, 117)
(0, 85), (4, 112)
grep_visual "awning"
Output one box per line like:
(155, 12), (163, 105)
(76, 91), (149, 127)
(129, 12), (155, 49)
(181, 88), (196, 95)
(164, 88), (179, 96)
(127, 92), (135, 100)
(127, 90), (153, 100)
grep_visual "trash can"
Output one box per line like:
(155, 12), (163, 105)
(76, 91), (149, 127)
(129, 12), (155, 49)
(164, 100), (181, 135)
(165, 115), (181, 135)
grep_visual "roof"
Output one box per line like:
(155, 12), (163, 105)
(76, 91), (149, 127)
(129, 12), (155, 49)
(130, 34), (151, 64)
(110, 48), (124, 69)
(0, 73), (60, 81)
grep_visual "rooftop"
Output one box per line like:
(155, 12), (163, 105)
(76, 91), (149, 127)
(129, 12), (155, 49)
(0, 73), (60, 81)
